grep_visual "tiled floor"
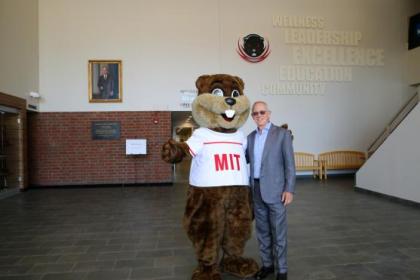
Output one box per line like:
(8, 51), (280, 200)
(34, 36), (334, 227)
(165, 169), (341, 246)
(1, 163), (420, 280)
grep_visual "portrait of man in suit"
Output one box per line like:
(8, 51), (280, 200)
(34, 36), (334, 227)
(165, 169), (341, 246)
(88, 60), (122, 103)
(246, 101), (296, 280)
(97, 66), (114, 99)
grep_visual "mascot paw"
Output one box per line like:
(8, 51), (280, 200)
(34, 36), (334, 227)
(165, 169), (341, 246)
(161, 139), (186, 163)
(281, 123), (294, 140)
(192, 264), (221, 280)
(220, 256), (259, 278)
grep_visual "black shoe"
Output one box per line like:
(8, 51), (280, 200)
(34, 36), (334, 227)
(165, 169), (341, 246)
(254, 266), (274, 280)
(276, 272), (287, 280)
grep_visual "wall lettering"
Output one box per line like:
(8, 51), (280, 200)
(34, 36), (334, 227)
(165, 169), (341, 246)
(264, 15), (385, 96)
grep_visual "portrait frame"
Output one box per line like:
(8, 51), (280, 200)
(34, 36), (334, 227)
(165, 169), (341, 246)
(88, 60), (122, 103)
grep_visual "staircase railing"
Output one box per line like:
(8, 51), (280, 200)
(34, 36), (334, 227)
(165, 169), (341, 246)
(367, 92), (419, 157)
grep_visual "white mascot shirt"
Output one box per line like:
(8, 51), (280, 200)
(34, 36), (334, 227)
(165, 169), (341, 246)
(186, 127), (249, 187)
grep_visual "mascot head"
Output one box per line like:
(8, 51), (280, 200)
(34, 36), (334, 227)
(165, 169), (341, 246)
(192, 74), (250, 132)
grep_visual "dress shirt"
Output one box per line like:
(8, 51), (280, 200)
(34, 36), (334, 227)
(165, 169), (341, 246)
(253, 122), (271, 179)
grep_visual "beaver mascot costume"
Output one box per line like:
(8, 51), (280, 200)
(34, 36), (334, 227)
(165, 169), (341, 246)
(162, 74), (259, 279)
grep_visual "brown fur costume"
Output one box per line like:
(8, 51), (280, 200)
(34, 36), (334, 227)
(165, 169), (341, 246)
(162, 74), (258, 279)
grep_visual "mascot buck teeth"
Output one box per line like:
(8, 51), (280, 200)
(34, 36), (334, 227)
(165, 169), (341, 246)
(162, 74), (259, 279)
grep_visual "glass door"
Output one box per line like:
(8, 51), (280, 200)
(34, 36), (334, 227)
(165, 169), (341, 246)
(0, 106), (22, 193)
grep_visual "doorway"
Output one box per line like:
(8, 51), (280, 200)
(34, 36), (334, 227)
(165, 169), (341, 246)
(171, 111), (198, 182)
(0, 92), (27, 198)
(0, 106), (23, 192)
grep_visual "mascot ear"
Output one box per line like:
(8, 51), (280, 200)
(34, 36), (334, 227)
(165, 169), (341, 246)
(196, 75), (211, 94)
(233, 76), (245, 91)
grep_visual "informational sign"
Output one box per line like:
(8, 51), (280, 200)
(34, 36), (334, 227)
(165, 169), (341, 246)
(126, 139), (147, 155)
(91, 121), (120, 140)
(180, 89), (197, 108)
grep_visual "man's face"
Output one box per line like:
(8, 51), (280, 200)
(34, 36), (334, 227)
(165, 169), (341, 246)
(101, 67), (108, 75)
(252, 102), (271, 128)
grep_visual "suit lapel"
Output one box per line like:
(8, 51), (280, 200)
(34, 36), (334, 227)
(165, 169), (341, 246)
(261, 124), (276, 163)
(248, 131), (256, 162)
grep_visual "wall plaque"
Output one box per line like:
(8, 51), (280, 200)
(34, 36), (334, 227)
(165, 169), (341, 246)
(91, 121), (120, 140)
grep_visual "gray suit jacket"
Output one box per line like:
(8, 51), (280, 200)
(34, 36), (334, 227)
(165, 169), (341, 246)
(247, 124), (296, 204)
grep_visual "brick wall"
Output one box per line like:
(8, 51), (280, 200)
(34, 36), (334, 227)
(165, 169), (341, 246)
(27, 112), (172, 186)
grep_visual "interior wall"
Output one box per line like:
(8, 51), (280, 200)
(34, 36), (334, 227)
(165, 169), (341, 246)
(0, 0), (39, 99)
(356, 104), (420, 203)
(28, 111), (172, 186)
(36, 0), (417, 155)
(406, 47), (420, 86)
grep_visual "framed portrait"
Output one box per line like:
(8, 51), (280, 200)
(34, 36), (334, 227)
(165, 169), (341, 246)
(88, 60), (122, 102)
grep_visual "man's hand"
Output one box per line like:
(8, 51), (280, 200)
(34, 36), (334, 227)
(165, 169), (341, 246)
(281, 192), (293, 206)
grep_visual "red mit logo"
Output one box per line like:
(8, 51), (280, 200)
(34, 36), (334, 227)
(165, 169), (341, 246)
(214, 154), (241, 171)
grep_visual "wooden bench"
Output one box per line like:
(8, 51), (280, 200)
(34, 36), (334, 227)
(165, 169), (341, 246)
(318, 151), (366, 179)
(294, 152), (322, 179)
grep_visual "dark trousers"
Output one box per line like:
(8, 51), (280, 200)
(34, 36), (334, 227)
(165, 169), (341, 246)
(253, 181), (288, 273)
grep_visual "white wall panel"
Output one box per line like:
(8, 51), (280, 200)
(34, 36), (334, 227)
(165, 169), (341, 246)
(36, 0), (418, 153)
(0, 0), (38, 99)
(356, 104), (420, 203)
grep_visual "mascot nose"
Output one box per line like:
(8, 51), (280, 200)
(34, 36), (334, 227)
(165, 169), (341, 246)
(225, 97), (236, 106)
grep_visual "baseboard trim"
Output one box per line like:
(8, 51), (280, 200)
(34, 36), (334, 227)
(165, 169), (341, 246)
(354, 187), (420, 208)
(28, 182), (173, 189)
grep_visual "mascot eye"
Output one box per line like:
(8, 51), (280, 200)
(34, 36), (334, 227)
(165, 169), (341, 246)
(231, 90), (240, 97)
(211, 88), (224, 97)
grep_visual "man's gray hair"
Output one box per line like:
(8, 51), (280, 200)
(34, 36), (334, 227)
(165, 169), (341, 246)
(252, 101), (270, 112)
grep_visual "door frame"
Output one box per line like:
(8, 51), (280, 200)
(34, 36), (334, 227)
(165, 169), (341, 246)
(0, 92), (27, 190)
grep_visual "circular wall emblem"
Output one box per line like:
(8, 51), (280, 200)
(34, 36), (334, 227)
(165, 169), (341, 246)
(237, 34), (270, 63)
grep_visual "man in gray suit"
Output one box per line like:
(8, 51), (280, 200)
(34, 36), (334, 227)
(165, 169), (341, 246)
(246, 101), (296, 280)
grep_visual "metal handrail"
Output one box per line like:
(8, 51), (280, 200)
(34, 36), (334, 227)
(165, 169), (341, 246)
(367, 92), (419, 157)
